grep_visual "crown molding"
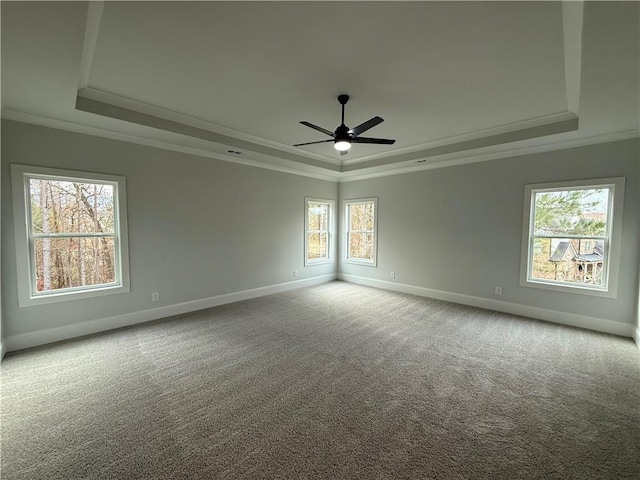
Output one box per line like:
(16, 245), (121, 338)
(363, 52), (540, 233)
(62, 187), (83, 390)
(77, 89), (585, 176)
(75, 93), (342, 173)
(341, 114), (580, 172)
(562, 1), (584, 114)
(78, 87), (341, 167)
(78, 1), (104, 90)
(0, 109), (341, 182)
(338, 128), (639, 182)
(2, 109), (637, 184)
(340, 111), (579, 166)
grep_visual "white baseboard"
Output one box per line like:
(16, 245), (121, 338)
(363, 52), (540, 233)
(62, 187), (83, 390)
(4, 274), (337, 354)
(634, 327), (640, 349)
(339, 274), (635, 338)
(0, 341), (6, 360)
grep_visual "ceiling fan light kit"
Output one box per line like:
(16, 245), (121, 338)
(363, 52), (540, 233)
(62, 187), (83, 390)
(334, 140), (351, 151)
(294, 94), (396, 155)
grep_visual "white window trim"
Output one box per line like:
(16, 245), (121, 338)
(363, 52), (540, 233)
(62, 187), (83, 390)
(343, 197), (378, 267)
(304, 197), (334, 266)
(519, 177), (625, 298)
(11, 164), (131, 307)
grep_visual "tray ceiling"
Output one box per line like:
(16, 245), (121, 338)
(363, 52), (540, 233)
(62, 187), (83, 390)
(2, 1), (638, 181)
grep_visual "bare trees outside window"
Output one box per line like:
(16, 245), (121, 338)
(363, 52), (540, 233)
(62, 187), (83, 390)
(12, 165), (130, 306)
(30, 178), (116, 292)
(345, 198), (377, 266)
(305, 199), (333, 265)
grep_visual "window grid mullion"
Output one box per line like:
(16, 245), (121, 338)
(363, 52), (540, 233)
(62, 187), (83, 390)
(532, 234), (607, 240)
(30, 232), (116, 239)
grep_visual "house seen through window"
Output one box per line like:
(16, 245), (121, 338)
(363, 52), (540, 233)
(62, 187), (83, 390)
(521, 178), (624, 297)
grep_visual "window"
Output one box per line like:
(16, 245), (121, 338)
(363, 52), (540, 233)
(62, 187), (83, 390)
(344, 198), (377, 266)
(520, 177), (624, 297)
(305, 198), (333, 266)
(11, 165), (130, 306)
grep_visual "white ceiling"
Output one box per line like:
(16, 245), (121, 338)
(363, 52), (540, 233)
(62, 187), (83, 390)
(2, 1), (639, 181)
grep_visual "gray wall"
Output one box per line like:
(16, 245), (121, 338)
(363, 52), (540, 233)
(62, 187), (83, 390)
(340, 138), (639, 327)
(1, 120), (338, 338)
(0, 104), (2, 353)
(2, 119), (638, 342)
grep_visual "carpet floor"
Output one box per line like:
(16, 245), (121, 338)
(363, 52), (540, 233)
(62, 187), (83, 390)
(1, 281), (639, 479)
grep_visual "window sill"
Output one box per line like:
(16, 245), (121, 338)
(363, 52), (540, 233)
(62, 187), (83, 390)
(19, 283), (130, 308)
(343, 258), (377, 267)
(520, 278), (616, 299)
(305, 258), (333, 267)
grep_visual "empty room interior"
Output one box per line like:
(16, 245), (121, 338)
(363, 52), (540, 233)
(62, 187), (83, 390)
(1, 1), (639, 479)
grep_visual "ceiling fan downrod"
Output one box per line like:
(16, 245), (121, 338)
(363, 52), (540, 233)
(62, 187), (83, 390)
(338, 94), (349, 126)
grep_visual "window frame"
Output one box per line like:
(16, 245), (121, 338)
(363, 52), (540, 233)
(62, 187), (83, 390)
(11, 164), (130, 307)
(343, 197), (378, 267)
(519, 177), (625, 298)
(304, 197), (334, 266)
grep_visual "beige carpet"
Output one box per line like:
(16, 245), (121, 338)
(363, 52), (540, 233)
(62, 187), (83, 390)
(1, 281), (639, 479)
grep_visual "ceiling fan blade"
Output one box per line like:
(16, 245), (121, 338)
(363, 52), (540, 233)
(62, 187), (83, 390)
(293, 139), (334, 147)
(300, 121), (334, 137)
(352, 136), (396, 145)
(349, 116), (384, 136)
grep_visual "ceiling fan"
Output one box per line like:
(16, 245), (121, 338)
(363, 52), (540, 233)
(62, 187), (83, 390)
(294, 95), (395, 155)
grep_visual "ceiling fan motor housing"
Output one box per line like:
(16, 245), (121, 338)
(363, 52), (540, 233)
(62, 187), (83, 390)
(335, 124), (351, 142)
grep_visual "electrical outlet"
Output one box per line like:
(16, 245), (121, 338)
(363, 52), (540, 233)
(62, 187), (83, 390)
(494, 286), (502, 295)
(152, 291), (159, 302)
(390, 271), (396, 279)
(293, 270), (298, 277)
